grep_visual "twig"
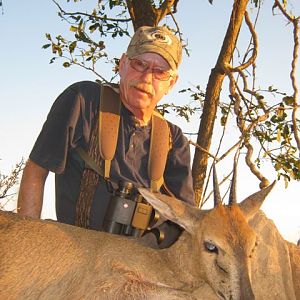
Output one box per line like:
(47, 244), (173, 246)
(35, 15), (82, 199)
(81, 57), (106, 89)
(52, 0), (131, 23)
(274, 0), (300, 151)
(189, 140), (216, 159)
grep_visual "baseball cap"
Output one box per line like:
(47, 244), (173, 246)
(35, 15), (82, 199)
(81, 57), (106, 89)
(126, 26), (182, 70)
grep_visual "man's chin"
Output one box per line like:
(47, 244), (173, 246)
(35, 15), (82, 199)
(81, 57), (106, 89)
(130, 95), (151, 108)
(132, 103), (150, 111)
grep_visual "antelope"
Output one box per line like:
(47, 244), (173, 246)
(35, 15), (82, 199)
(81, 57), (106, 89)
(0, 167), (280, 299)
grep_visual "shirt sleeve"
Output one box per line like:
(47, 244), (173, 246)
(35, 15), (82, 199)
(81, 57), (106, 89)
(29, 81), (100, 174)
(163, 123), (195, 206)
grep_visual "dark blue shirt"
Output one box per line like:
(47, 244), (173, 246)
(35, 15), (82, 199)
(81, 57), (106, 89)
(30, 81), (195, 232)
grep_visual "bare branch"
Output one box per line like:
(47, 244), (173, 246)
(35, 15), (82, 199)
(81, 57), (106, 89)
(0, 159), (25, 207)
(52, 0), (131, 23)
(274, 0), (300, 151)
(230, 11), (258, 72)
(156, 0), (177, 24)
(201, 169), (233, 208)
(244, 141), (270, 188)
(189, 140), (216, 159)
(228, 72), (270, 188)
(291, 18), (300, 150)
(273, 0), (294, 22)
(218, 140), (242, 162)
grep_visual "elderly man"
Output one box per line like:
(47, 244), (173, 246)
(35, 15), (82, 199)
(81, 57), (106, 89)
(17, 26), (195, 248)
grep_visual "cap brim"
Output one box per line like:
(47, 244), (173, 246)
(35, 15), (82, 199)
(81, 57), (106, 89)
(127, 44), (177, 70)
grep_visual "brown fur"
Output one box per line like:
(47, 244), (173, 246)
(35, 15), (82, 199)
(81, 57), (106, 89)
(0, 183), (298, 299)
(287, 241), (300, 299)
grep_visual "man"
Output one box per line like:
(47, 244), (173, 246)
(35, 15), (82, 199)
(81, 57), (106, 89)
(17, 26), (195, 248)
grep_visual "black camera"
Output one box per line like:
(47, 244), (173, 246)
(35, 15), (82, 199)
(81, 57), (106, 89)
(103, 180), (156, 237)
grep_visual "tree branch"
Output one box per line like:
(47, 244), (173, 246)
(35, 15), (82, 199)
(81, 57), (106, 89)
(192, 0), (250, 206)
(156, 0), (177, 24)
(274, 0), (300, 151)
(52, 0), (131, 23)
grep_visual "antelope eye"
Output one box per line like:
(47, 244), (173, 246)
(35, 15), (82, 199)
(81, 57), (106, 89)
(204, 241), (219, 254)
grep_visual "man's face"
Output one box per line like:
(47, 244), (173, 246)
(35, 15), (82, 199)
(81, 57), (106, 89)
(119, 52), (178, 116)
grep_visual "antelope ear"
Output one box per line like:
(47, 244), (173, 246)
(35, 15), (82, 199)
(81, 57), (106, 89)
(138, 188), (201, 233)
(239, 181), (276, 220)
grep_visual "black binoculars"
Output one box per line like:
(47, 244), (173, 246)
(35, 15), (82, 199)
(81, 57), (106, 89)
(103, 181), (158, 237)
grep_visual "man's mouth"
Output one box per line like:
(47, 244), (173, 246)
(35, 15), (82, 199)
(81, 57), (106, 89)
(130, 82), (153, 97)
(135, 86), (150, 95)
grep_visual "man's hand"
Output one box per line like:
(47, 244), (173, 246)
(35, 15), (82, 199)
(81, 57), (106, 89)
(17, 159), (49, 219)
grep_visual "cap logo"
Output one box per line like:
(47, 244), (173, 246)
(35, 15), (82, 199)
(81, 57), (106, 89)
(148, 30), (172, 45)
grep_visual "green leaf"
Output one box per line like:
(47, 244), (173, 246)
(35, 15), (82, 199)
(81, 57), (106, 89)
(275, 162), (281, 171)
(283, 96), (294, 106)
(45, 33), (52, 41)
(276, 129), (281, 142)
(42, 44), (51, 49)
(69, 41), (77, 53)
(220, 116), (227, 126)
(63, 62), (71, 68)
(255, 94), (264, 100)
(271, 115), (278, 123)
(284, 176), (289, 188)
(283, 124), (290, 137)
(89, 23), (99, 33)
(70, 26), (78, 32)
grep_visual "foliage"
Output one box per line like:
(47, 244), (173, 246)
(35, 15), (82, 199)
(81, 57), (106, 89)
(0, 159), (25, 211)
(222, 81), (300, 183)
(157, 85), (205, 121)
(253, 92), (300, 182)
(43, 0), (130, 80)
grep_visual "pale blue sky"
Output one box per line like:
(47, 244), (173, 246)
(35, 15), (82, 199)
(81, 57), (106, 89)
(0, 0), (299, 242)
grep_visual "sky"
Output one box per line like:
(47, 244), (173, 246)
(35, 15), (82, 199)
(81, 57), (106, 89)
(0, 0), (299, 243)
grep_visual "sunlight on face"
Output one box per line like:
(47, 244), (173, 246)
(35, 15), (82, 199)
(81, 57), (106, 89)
(119, 52), (178, 119)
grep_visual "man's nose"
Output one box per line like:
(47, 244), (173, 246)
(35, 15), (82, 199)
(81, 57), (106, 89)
(140, 69), (154, 82)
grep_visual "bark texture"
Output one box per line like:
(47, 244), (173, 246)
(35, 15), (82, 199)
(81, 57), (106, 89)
(126, 0), (177, 30)
(192, 0), (250, 206)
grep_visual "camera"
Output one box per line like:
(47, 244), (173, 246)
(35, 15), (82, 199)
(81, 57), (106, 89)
(103, 180), (156, 237)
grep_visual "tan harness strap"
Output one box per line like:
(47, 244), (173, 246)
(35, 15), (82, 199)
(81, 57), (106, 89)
(148, 111), (171, 192)
(78, 83), (171, 191)
(99, 84), (121, 179)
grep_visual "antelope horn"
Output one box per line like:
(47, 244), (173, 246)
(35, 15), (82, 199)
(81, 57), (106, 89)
(213, 163), (222, 207)
(228, 159), (237, 205)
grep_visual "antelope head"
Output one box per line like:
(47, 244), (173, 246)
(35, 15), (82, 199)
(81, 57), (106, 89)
(139, 164), (275, 300)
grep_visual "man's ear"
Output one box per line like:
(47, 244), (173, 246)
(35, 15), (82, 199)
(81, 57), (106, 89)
(166, 74), (178, 94)
(118, 53), (127, 77)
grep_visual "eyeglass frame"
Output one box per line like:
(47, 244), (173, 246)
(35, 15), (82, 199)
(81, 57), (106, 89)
(127, 57), (175, 81)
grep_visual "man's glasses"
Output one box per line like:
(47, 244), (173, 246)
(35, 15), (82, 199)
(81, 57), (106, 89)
(128, 58), (174, 81)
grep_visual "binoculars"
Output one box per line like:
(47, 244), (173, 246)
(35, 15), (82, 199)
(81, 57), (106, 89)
(103, 181), (158, 237)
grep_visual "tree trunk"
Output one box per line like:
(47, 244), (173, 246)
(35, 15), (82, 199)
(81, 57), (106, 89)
(127, 0), (177, 30)
(192, 0), (250, 206)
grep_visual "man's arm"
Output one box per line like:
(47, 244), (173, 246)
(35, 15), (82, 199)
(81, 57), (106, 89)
(17, 159), (49, 218)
